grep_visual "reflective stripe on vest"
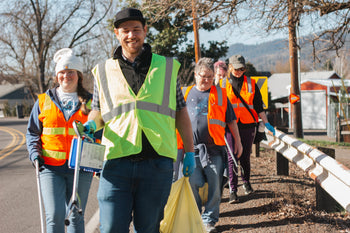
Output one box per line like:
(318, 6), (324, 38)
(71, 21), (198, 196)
(207, 86), (225, 128)
(231, 103), (254, 109)
(42, 149), (66, 160)
(98, 57), (175, 123)
(42, 127), (75, 136)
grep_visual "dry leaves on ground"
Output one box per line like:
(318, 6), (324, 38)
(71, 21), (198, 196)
(215, 148), (350, 233)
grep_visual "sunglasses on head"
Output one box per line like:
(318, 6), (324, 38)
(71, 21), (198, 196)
(234, 67), (245, 72)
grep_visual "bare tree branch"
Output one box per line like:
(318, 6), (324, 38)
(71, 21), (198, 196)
(0, 0), (113, 97)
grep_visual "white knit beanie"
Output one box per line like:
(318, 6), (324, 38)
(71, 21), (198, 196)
(54, 48), (84, 75)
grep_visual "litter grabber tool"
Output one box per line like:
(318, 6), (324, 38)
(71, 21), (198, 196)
(35, 159), (45, 233)
(224, 136), (244, 177)
(65, 120), (105, 226)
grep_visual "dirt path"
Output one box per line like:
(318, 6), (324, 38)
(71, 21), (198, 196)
(215, 149), (350, 233)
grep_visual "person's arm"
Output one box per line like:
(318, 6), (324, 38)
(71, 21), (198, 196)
(26, 100), (43, 163)
(176, 106), (195, 177)
(175, 106), (194, 153)
(253, 82), (275, 135)
(86, 77), (105, 130)
(259, 111), (275, 135)
(88, 110), (105, 130)
(227, 121), (243, 158)
(253, 83), (264, 114)
(258, 111), (268, 124)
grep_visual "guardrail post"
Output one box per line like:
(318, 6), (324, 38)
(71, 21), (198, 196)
(315, 147), (344, 212)
(276, 150), (289, 176)
(276, 127), (289, 176)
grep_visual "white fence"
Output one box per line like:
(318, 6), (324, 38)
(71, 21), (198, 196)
(261, 129), (350, 212)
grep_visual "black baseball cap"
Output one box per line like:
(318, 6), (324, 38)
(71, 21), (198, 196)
(113, 8), (146, 28)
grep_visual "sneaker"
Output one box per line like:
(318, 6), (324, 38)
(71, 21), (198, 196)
(243, 182), (254, 195)
(204, 223), (217, 233)
(229, 191), (238, 204)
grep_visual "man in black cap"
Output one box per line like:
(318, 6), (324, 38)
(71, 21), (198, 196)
(88, 7), (195, 233)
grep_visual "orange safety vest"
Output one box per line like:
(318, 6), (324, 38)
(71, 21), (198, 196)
(220, 75), (258, 124)
(38, 93), (88, 166)
(176, 129), (184, 150)
(179, 85), (227, 146)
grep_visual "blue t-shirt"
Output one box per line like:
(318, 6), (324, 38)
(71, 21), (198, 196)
(186, 86), (236, 147)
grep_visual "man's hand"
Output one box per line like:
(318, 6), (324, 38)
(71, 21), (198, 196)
(33, 156), (45, 171)
(83, 120), (96, 141)
(183, 152), (195, 177)
(84, 120), (96, 134)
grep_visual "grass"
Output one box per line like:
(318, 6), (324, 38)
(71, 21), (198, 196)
(299, 139), (350, 148)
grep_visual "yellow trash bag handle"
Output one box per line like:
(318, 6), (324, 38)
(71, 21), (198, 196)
(160, 177), (206, 233)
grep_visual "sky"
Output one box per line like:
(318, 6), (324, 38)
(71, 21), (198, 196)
(193, 15), (318, 47)
(197, 26), (289, 46)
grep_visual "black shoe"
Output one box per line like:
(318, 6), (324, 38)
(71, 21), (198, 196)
(243, 182), (254, 195)
(229, 191), (238, 204)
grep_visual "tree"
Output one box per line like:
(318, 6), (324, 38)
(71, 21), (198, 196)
(245, 62), (259, 77)
(139, 0), (233, 85)
(243, 0), (350, 59)
(238, 0), (350, 138)
(323, 59), (334, 71)
(0, 0), (113, 99)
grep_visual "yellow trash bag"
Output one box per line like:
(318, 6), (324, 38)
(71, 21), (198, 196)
(160, 177), (206, 233)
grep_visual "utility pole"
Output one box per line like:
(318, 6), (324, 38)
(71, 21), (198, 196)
(192, 0), (201, 63)
(288, 0), (303, 138)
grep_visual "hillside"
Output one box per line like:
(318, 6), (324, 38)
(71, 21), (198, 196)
(227, 39), (289, 71)
(226, 37), (350, 77)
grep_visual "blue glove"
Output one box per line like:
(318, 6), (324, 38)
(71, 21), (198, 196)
(265, 122), (275, 135)
(83, 120), (96, 134)
(83, 120), (96, 141)
(183, 152), (195, 177)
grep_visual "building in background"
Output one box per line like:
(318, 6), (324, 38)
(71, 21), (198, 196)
(268, 71), (350, 137)
(0, 82), (34, 117)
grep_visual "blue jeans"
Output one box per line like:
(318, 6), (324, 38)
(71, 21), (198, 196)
(97, 157), (173, 233)
(189, 154), (224, 225)
(39, 168), (93, 233)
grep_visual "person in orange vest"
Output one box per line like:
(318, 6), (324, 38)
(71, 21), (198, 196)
(26, 48), (94, 233)
(184, 57), (242, 233)
(220, 54), (275, 204)
(173, 130), (185, 181)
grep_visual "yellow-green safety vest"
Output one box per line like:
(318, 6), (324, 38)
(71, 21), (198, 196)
(92, 54), (180, 160)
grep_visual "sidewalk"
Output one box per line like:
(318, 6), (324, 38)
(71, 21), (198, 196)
(0, 116), (29, 125)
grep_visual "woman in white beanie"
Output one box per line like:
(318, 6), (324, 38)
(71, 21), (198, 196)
(26, 48), (93, 233)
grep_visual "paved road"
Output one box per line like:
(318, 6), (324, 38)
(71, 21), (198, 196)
(0, 117), (99, 233)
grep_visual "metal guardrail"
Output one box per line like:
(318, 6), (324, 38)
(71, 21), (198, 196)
(261, 129), (350, 212)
